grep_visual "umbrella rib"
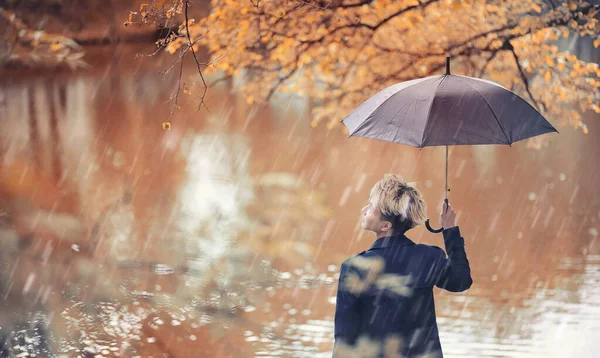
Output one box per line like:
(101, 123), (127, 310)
(454, 76), (511, 145)
(419, 76), (447, 148)
(348, 77), (441, 138)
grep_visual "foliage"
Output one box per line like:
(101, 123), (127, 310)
(0, 7), (87, 69)
(138, 0), (600, 133)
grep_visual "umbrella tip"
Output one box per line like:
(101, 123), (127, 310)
(446, 56), (450, 75)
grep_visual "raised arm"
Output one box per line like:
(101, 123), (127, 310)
(433, 202), (472, 292)
(434, 226), (473, 292)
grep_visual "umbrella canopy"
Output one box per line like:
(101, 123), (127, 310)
(343, 74), (557, 148)
(341, 57), (558, 232)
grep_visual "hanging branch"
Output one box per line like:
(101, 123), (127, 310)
(508, 41), (547, 113)
(183, 0), (209, 111)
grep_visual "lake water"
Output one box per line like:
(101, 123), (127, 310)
(0, 44), (599, 357)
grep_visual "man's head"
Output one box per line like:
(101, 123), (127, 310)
(361, 174), (427, 236)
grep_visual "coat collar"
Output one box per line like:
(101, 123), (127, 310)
(369, 234), (415, 250)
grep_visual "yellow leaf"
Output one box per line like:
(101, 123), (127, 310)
(558, 88), (567, 101)
(162, 121), (171, 130)
(545, 56), (554, 67)
(583, 126), (589, 134)
(531, 4), (542, 13)
(594, 39), (600, 48)
(568, 2), (577, 11)
(451, 0), (462, 11)
(486, 4), (499, 12)
(544, 71), (551, 82)
(247, 95), (255, 104)
(50, 42), (63, 51)
(166, 44), (177, 54)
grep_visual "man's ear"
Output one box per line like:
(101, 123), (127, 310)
(381, 221), (392, 232)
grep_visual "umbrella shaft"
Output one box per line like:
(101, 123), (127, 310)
(445, 145), (449, 202)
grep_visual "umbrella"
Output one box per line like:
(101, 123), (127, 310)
(342, 56), (558, 233)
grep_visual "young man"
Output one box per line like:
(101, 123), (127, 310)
(333, 174), (472, 358)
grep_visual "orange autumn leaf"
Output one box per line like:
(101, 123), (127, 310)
(139, 0), (600, 133)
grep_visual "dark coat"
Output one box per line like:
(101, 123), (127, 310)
(333, 227), (472, 358)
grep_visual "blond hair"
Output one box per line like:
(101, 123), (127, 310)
(369, 174), (427, 230)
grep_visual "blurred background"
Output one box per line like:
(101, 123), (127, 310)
(0, 0), (599, 357)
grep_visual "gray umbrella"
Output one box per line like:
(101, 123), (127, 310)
(342, 57), (558, 233)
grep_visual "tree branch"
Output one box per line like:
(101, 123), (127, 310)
(295, 0), (440, 45)
(183, 0), (209, 111)
(265, 54), (302, 102)
(477, 47), (501, 77)
(508, 41), (546, 113)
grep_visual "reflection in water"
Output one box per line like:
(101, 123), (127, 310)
(0, 46), (599, 357)
(175, 133), (254, 286)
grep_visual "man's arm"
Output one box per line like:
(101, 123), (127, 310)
(333, 261), (361, 354)
(434, 226), (473, 292)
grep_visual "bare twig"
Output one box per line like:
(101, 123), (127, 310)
(171, 53), (185, 117)
(183, 0), (209, 111)
(478, 48), (501, 77)
(209, 75), (233, 87)
(265, 54), (301, 102)
(509, 42), (546, 112)
(143, 26), (176, 57)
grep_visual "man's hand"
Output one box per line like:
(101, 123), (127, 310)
(440, 201), (456, 229)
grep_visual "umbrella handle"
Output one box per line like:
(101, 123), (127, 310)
(425, 198), (449, 233)
(425, 219), (444, 233)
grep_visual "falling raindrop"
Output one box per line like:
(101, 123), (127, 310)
(279, 272), (292, 280)
(153, 264), (175, 275)
(23, 273), (35, 294)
